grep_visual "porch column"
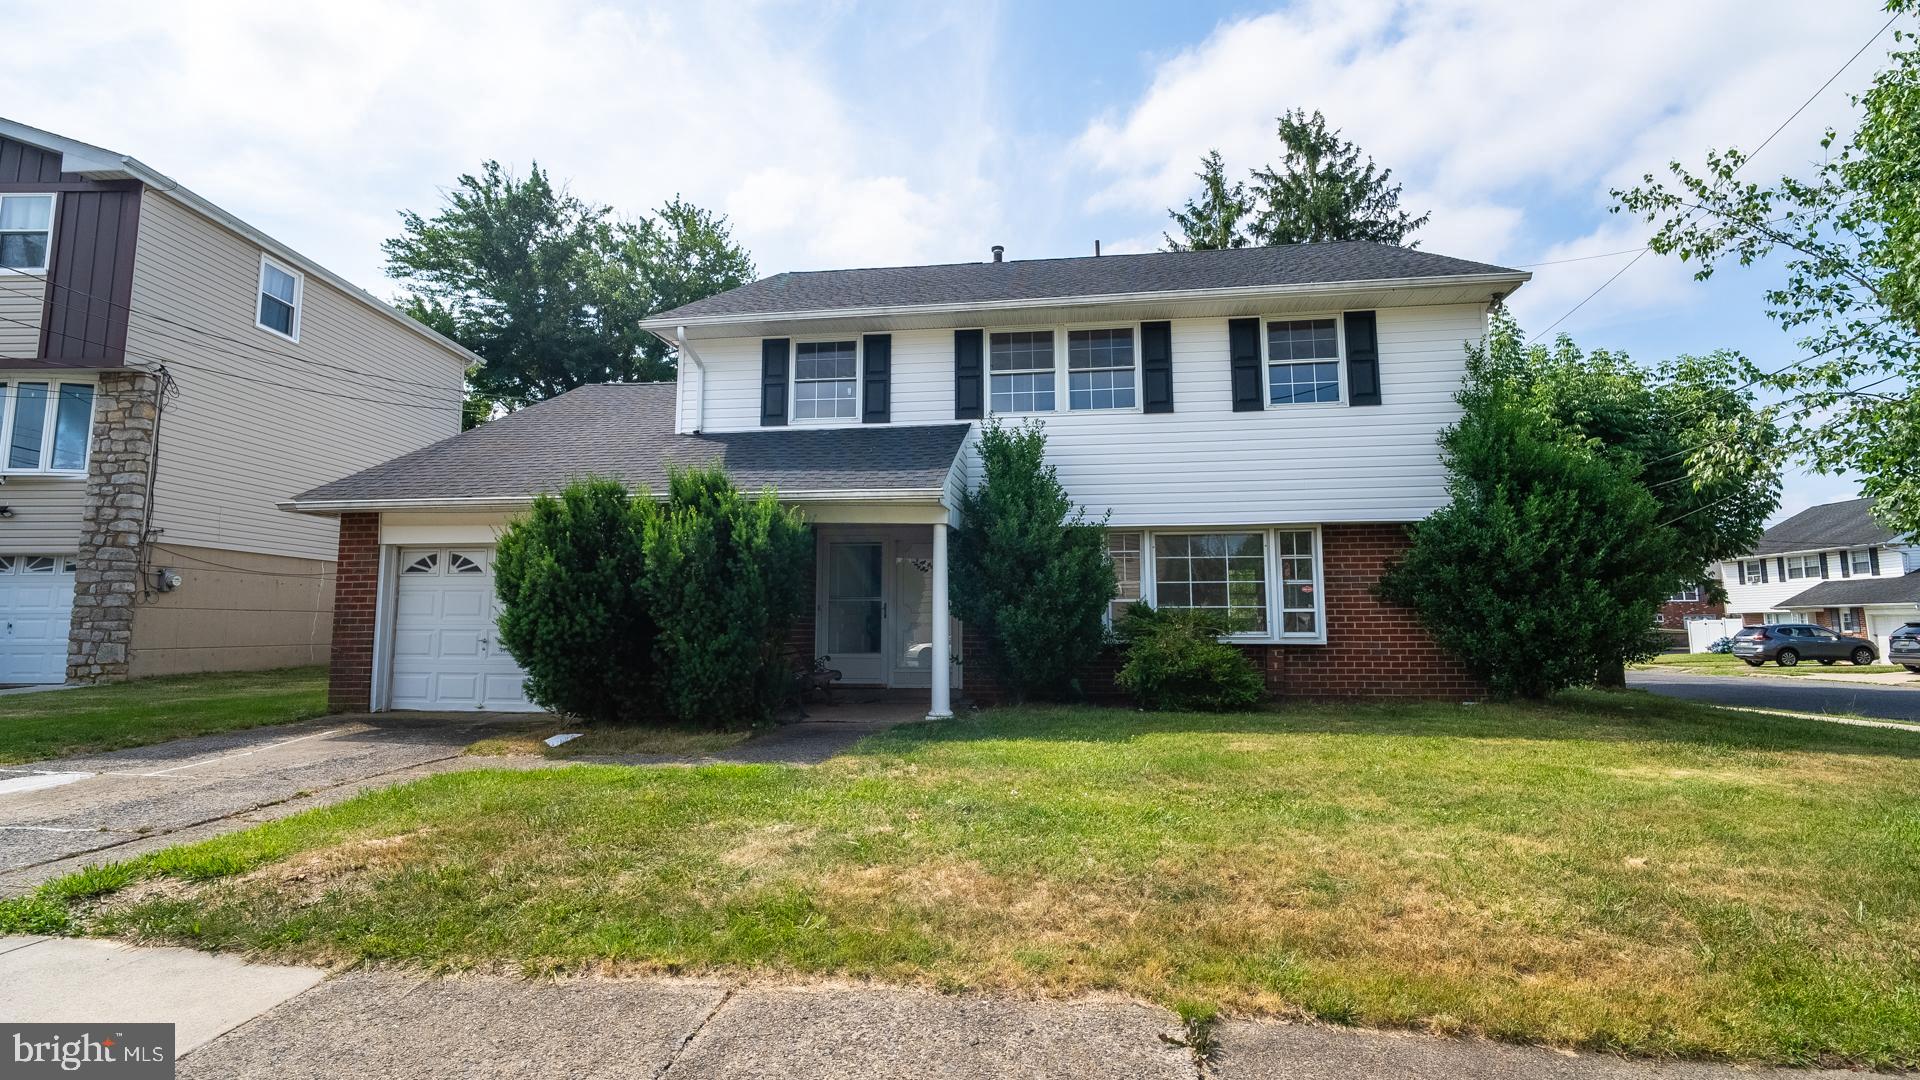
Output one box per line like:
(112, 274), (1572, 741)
(929, 522), (953, 719)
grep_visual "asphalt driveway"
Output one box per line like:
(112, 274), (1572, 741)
(0, 715), (520, 894)
(1627, 668), (1920, 722)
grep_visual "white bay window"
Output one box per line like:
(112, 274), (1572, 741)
(1111, 526), (1323, 641)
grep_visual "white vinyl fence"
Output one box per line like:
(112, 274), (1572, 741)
(1685, 616), (1747, 653)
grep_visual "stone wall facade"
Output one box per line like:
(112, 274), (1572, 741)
(67, 371), (161, 682)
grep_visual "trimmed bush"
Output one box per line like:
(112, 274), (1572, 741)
(1114, 603), (1265, 712)
(493, 478), (660, 723)
(642, 465), (812, 727)
(950, 419), (1115, 702)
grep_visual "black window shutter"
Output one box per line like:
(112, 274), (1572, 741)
(1776, 557), (1786, 581)
(1344, 310), (1382, 406)
(1818, 552), (1830, 579)
(954, 329), (983, 419)
(760, 339), (790, 426)
(1870, 547), (1881, 574)
(861, 334), (891, 423)
(1760, 560), (1769, 583)
(1140, 321), (1173, 413)
(1738, 562), (1747, 585)
(1229, 318), (1261, 412)
(1840, 550), (1852, 578)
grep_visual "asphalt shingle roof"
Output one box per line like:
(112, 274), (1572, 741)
(290, 383), (968, 506)
(1781, 573), (1920, 609)
(649, 241), (1524, 322)
(1754, 497), (1898, 555)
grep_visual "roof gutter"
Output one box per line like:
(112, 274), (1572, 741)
(640, 270), (1533, 333)
(278, 487), (949, 516)
(0, 116), (486, 371)
(676, 325), (706, 432)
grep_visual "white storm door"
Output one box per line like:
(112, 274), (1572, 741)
(0, 554), (76, 685)
(820, 541), (886, 685)
(390, 547), (535, 711)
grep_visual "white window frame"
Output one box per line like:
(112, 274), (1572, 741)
(1741, 559), (1762, 582)
(1105, 529), (1144, 624)
(986, 326), (1060, 416)
(1063, 322), (1142, 414)
(1130, 524), (1326, 645)
(788, 337), (862, 424)
(1850, 548), (1873, 576)
(1670, 585), (1704, 603)
(0, 193), (56, 275)
(1783, 553), (1820, 580)
(255, 253), (304, 343)
(1261, 313), (1346, 410)
(1763, 611), (1790, 625)
(0, 380), (96, 476)
(1840, 608), (1862, 633)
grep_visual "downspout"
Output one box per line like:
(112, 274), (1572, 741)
(675, 325), (707, 433)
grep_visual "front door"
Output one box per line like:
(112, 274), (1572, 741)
(821, 541), (886, 684)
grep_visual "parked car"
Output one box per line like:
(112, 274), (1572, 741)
(1888, 623), (1920, 673)
(1729, 624), (1879, 667)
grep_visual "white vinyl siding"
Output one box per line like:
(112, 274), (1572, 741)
(0, 472), (85, 551)
(677, 304), (1485, 525)
(128, 191), (468, 561)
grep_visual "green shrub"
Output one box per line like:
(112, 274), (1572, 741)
(494, 478), (661, 723)
(1114, 603), (1265, 712)
(642, 465), (812, 727)
(950, 420), (1115, 702)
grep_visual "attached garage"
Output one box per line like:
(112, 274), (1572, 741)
(388, 546), (534, 711)
(0, 553), (75, 685)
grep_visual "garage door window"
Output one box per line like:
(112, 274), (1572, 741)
(448, 551), (485, 574)
(0, 381), (95, 475)
(403, 552), (439, 575)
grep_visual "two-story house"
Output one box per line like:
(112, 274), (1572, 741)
(0, 118), (475, 684)
(287, 242), (1529, 715)
(1717, 497), (1920, 655)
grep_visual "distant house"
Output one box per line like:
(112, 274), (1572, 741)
(1717, 497), (1920, 654)
(0, 118), (477, 684)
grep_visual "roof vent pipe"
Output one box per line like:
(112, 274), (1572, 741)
(1095, 240), (1101, 257)
(991, 245), (1004, 263)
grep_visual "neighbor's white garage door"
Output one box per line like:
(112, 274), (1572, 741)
(390, 547), (536, 711)
(0, 554), (75, 685)
(1868, 612), (1916, 665)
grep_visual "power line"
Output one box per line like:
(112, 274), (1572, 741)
(1525, 11), (1902, 344)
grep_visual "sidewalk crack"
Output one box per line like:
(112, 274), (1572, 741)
(654, 982), (739, 1080)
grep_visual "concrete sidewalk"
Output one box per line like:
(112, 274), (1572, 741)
(0, 937), (1861, 1079)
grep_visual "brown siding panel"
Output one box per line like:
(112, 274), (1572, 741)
(39, 187), (140, 363)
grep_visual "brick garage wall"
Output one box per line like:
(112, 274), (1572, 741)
(327, 512), (380, 712)
(962, 522), (1481, 705)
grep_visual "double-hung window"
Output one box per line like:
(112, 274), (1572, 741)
(1067, 328), (1136, 411)
(1669, 586), (1703, 603)
(0, 195), (54, 273)
(1106, 531), (1143, 622)
(0, 381), (94, 474)
(1784, 553), (1820, 580)
(1266, 318), (1341, 405)
(1741, 559), (1762, 582)
(1850, 549), (1873, 575)
(792, 340), (858, 420)
(257, 255), (303, 341)
(1840, 608), (1862, 632)
(989, 331), (1055, 413)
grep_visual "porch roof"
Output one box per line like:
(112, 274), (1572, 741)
(284, 383), (971, 512)
(1781, 573), (1920, 609)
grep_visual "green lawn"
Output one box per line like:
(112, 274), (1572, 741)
(465, 722), (751, 759)
(7, 692), (1919, 1066)
(1637, 652), (1912, 676)
(0, 667), (328, 764)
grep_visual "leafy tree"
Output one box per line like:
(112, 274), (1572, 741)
(642, 465), (813, 727)
(1163, 150), (1254, 251)
(1249, 109), (1430, 246)
(1380, 314), (1779, 698)
(493, 478), (660, 722)
(386, 164), (753, 424)
(950, 420), (1115, 702)
(1614, 2), (1920, 535)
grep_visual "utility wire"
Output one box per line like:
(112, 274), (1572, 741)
(1525, 11), (1902, 344)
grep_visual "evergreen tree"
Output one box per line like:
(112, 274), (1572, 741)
(1249, 109), (1430, 246)
(1163, 150), (1254, 251)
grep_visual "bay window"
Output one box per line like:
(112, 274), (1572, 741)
(792, 340), (858, 420)
(0, 381), (94, 474)
(1111, 526), (1327, 641)
(989, 331), (1055, 413)
(0, 194), (54, 272)
(1106, 531), (1143, 622)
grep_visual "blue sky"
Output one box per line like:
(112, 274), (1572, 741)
(1, 0), (1905, 520)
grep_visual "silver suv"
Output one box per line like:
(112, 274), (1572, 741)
(1889, 623), (1920, 673)
(1729, 624), (1879, 667)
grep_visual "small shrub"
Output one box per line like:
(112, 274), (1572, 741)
(1708, 636), (1735, 654)
(1114, 603), (1265, 711)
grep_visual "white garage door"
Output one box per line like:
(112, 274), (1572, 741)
(390, 547), (536, 712)
(0, 554), (75, 685)
(1869, 612), (1917, 663)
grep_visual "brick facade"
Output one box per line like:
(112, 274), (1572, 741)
(962, 522), (1483, 704)
(1655, 595), (1724, 626)
(327, 512), (381, 712)
(67, 371), (161, 682)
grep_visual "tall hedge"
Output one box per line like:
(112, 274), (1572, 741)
(492, 478), (660, 723)
(643, 465), (813, 726)
(950, 420), (1115, 701)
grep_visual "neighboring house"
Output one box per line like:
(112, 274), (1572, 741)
(287, 242), (1530, 716)
(1717, 497), (1920, 656)
(0, 119), (475, 684)
(1654, 580), (1724, 648)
